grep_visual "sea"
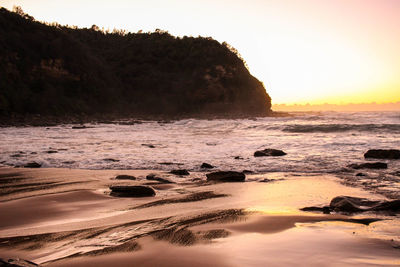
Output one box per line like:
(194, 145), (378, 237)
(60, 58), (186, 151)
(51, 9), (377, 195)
(1, 111), (399, 197)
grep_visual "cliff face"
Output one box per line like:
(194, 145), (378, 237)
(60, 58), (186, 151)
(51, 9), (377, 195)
(0, 8), (272, 117)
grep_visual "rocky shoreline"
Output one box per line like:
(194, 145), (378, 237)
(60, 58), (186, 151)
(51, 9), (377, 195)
(0, 111), (291, 127)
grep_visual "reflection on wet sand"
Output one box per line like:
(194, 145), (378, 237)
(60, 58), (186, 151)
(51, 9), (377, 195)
(0, 167), (399, 266)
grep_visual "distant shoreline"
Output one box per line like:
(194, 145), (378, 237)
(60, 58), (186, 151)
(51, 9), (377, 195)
(273, 102), (400, 112)
(3, 109), (400, 127)
(0, 111), (287, 127)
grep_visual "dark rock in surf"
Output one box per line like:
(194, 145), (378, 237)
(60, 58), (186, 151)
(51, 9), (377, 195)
(103, 158), (120, 162)
(201, 163), (214, 169)
(115, 175), (136, 180)
(146, 174), (174, 184)
(170, 169), (190, 176)
(364, 149), (400, 159)
(110, 185), (155, 197)
(72, 125), (86, 129)
(254, 149), (286, 157)
(11, 151), (25, 157)
(46, 150), (58, 154)
(159, 162), (184, 166)
(206, 171), (245, 182)
(234, 156), (243, 160)
(142, 144), (155, 148)
(348, 162), (387, 169)
(24, 162), (41, 168)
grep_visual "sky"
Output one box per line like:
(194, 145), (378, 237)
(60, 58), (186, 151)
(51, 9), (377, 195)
(2, 0), (400, 105)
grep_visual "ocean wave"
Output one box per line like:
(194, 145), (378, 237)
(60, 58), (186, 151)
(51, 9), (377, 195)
(282, 124), (400, 133)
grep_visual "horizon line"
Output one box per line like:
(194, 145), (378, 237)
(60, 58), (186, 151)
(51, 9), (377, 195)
(272, 101), (400, 112)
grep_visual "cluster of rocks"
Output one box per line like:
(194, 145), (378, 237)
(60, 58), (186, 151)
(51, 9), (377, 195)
(110, 173), (175, 197)
(301, 195), (400, 214)
(108, 169), (251, 198)
(348, 149), (399, 172)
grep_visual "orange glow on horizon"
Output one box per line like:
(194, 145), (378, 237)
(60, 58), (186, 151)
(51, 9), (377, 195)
(1, 0), (399, 106)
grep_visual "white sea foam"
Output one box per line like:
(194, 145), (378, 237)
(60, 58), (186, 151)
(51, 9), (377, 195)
(0, 111), (399, 175)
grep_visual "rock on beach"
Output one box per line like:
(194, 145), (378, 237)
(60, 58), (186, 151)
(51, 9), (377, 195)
(206, 171), (245, 182)
(110, 185), (155, 197)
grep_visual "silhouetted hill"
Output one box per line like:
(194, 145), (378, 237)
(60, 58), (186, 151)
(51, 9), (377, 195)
(0, 7), (271, 119)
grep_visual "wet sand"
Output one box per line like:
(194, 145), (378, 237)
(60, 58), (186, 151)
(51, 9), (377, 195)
(0, 167), (399, 266)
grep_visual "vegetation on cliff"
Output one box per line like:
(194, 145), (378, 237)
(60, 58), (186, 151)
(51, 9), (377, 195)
(0, 7), (271, 118)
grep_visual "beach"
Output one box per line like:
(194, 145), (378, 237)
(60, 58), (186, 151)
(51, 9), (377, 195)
(1, 167), (399, 266)
(1, 2), (400, 265)
(0, 111), (399, 266)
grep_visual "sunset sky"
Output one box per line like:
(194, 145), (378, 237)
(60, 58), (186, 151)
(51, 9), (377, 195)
(2, 0), (400, 105)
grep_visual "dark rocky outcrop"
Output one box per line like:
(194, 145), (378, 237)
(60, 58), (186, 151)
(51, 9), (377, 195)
(370, 200), (400, 212)
(355, 173), (366, 176)
(0, 8), (271, 120)
(109, 185), (155, 197)
(329, 196), (372, 212)
(23, 162), (41, 168)
(170, 169), (190, 176)
(115, 175), (136, 180)
(301, 195), (400, 214)
(206, 171), (245, 182)
(254, 149), (286, 157)
(348, 162), (387, 169)
(146, 174), (174, 184)
(201, 163), (214, 169)
(364, 149), (400, 159)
